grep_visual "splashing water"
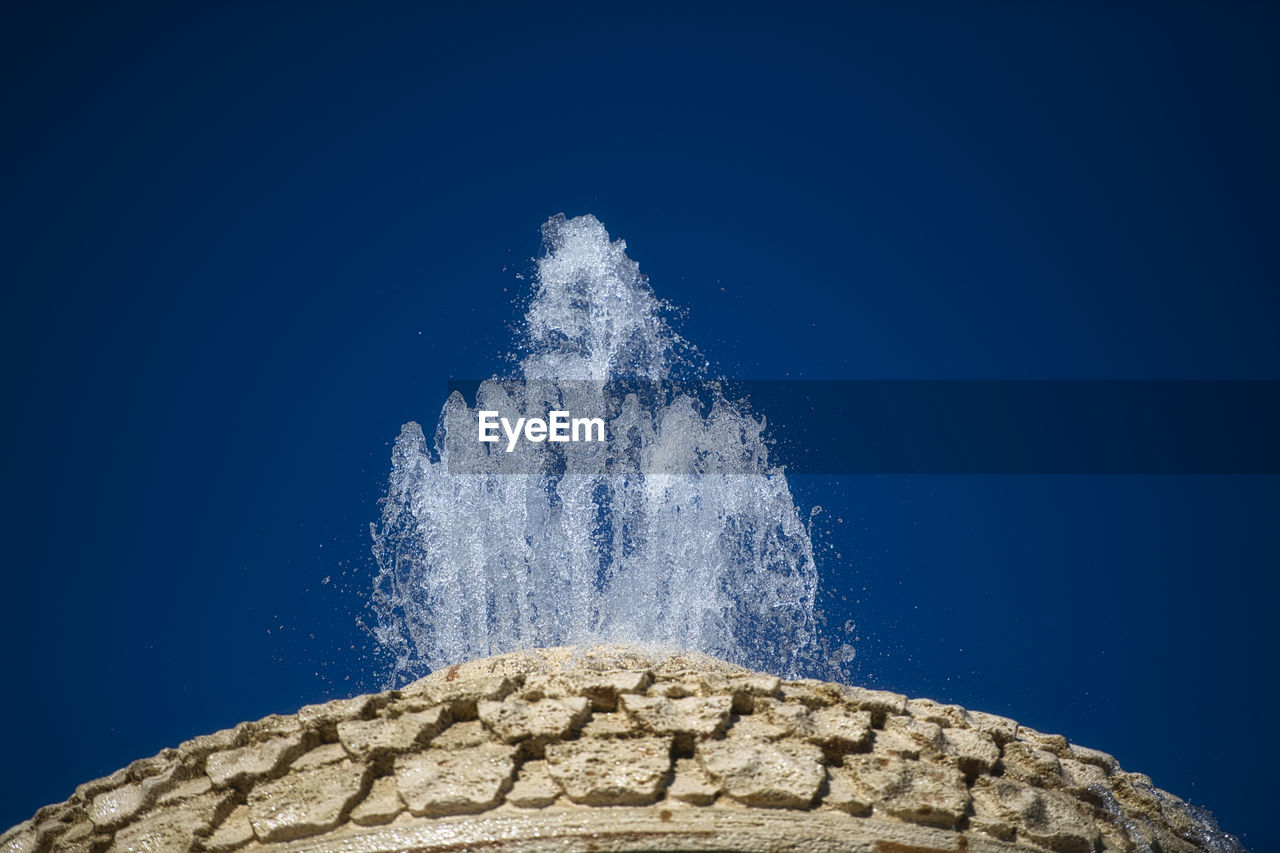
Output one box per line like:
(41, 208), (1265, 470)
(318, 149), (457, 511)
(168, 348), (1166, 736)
(369, 214), (829, 683)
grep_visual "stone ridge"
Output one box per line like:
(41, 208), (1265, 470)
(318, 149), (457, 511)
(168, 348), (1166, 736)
(0, 645), (1238, 853)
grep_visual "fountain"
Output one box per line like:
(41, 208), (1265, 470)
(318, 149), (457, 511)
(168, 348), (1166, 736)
(0, 217), (1243, 853)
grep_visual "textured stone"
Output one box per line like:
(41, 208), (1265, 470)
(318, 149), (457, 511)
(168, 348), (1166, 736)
(907, 698), (970, 729)
(1068, 742), (1118, 773)
(839, 755), (969, 830)
(968, 709), (1019, 745)
(667, 758), (720, 805)
(0, 822), (34, 853)
(205, 732), (307, 788)
(505, 760), (560, 808)
(110, 791), (230, 853)
(940, 727), (1000, 775)
(394, 743), (516, 817)
(1001, 740), (1065, 788)
(883, 715), (944, 755)
(74, 769), (130, 805)
(777, 680), (846, 709)
(297, 695), (375, 735)
(292, 743), (350, 771)
(247, 760), (366, 843)
(203, 805), (253, 853)
(429, 720), (491, 750)
(48, 819), (95, 853)
(88, 784), (147, 830)
(5, 644), (1240, 853)
(698, 739), (824, 808)
(838, 685), (907, 724)
(751, 698), (816, 738)
(619, 694), (732, 737)
(338, 706), (448, 760)
(823, 765), (872, 816)
(523, 670), (650, 710)
(349, 775), (404, 826)
(971, 777), (1101, 853)
(1059, 755), (1110, 793)
(545, 737), (671, 806)
(137, 763), (197, 803)
(156, 775), (213, 805)
(810, 706), (871, 752)
(579, 711), (643, 739)
(477, 697), (589, 744)
(1018, 726), (1070, 756)
(400, 676), (514, 718)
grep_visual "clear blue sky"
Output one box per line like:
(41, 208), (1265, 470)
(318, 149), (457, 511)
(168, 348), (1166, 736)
(2, 2), (1277, 847)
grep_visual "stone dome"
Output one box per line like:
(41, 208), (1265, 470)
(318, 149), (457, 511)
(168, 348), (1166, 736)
(1, 645), (1239, 852)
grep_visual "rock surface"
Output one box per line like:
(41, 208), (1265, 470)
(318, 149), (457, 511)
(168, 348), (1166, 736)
(0, 644), (1243, 852)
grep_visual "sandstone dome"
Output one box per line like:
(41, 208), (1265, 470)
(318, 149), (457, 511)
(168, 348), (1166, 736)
(1, 645), (1234, 852)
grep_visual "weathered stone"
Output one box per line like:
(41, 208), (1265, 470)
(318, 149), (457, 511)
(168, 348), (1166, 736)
(907, 698), (970, 729)
(968, 709), (1019, 745)
(74, 769), (130, 804)
(1001, 740), (1065, 788)
(400, 676), (514, 718)
(240, 713), (303, 741)
(157, 774), (213, 805)
(292, 743), (350, 771)
(138, 762), (197, 802)
(7, 643), (1239, 853)
(394, 743), (516, 817)
(428, 720), (492, 750)
(751, 698), (816, 738)
(247, 760), (366, 843)
(778, 680), (845, 709)
(647, 680), (700, 698)
(723, 673), (783, 699)
(89, 783), (148, 830)
(698, 739), (824, 808)
(1068, 742), (1117, 773)
(837, 685), (907, 725)
(48, 819), (96, 853)
(873, 715), (945, 763)
(205, 731), (307, 788)
(619, 694), (732, 737)
(940, 727), (1000, 775)
(203, 805), (253, 852)
(175, 729), (239, 765)
(839, 755), (968, 829)
(1111, 771), (1165, 819)
(823, 765), (872, 816)
(338, 706), (448, 760)
(0, 820), (35, 853)
(1018, 726), (1070, 756)
(1060, 756), (1110, 793)
(349, 775), (404, 826)
(868, 726), (923, 759)
(970, 777), (1100, 853)
(727, 714), (789, 741)
(477, 697), (589, 744)
(810, 707), (872, 752)
(667, 758), (720, 805)
(125, 751), (179, 784)
(110, 790), (230, 853)
(505, 760), (560, 808)
(545, 737), (671, 806)
(297, 695), (375, 734)
(523, 670), (650, 710)
(579, 711), (644, 739)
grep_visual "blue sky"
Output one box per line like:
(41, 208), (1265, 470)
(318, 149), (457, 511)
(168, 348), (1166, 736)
(2, 2), (1277, 847)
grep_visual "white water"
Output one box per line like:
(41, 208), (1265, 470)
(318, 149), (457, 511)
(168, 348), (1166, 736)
(369, 214), (833, 682)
